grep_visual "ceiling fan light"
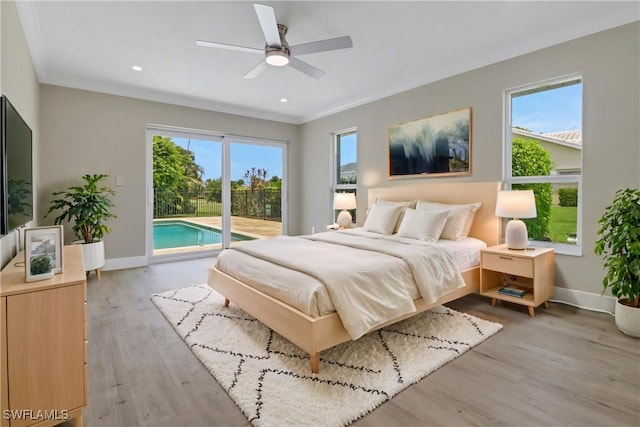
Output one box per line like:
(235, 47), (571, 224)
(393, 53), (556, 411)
(266, 50), (289, 66)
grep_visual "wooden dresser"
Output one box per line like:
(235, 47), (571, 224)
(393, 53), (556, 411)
(1, 245), (87, 427)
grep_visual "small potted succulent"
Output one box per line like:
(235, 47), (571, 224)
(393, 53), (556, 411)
(595, 188), (640, 337)
(46, 174), (116, 277)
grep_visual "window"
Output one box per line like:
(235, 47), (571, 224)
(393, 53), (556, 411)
(332, 129), (357, 223)
(505, 76), (582, 255)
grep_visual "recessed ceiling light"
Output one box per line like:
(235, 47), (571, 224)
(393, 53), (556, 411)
(132, 65), (143, 71)
(280, 98), (288, 103)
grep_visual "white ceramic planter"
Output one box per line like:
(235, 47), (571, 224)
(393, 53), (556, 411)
(74, 240), (105, 272)
(615, 299), (640, 338)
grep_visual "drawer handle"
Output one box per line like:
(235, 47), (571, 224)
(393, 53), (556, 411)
(498, 256), (513, 261)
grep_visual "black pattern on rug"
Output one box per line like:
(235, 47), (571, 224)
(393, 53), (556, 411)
(152, 284), (502, 427)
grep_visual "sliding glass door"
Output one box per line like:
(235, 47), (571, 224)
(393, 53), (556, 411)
(229, 139), (284, 244)
(147, 127), (286, 260)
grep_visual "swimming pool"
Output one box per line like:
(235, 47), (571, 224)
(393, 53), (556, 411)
(153, 220), (254, 250)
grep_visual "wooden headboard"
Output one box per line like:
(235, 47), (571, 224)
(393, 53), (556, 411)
(368, 181), (501, 246)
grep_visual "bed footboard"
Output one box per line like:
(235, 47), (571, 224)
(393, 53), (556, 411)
(208, 265), (480, 373)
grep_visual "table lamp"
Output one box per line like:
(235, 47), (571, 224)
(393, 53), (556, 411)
(495, 190), (537, 250)
(333, 192), (356, 228)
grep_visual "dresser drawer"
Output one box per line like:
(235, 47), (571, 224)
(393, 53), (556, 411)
(483, 252), (533, 277)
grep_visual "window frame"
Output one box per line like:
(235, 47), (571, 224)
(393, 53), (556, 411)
(331, 127), (357, 224)
(503, 74), (583, 256)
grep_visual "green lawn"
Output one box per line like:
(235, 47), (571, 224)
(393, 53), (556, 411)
(548, 206), (577, 244)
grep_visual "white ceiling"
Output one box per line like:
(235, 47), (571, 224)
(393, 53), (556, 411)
(16, 1), (639, 124)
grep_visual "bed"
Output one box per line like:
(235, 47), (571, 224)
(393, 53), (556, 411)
(208, 181), (501, 373)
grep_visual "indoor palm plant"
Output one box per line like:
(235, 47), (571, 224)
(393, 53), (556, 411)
(595, 188), (640, 337)
(46, 174), (116, 276)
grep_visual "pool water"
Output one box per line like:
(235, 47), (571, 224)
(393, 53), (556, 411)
(153, 221), (253, 250)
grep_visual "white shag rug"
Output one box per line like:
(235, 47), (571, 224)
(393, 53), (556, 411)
(152, 284), (502, 427)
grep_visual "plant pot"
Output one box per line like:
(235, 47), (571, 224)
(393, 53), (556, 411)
(615, 299), (640, 338)
(74, 240), (105, 272)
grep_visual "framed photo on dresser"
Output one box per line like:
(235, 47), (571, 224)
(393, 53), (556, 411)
(24, 225), (63, 281)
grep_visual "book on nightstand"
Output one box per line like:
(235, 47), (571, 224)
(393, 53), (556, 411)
(498, 286), (528, 298)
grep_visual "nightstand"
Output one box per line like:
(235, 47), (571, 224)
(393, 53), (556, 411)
(480, 244), (555, 317)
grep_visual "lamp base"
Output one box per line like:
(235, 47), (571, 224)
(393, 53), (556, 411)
(336, 210), (353, 229)
(505, 219), (528, 250)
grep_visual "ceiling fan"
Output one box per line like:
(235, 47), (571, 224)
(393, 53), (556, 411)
(196, 3), (353, 79)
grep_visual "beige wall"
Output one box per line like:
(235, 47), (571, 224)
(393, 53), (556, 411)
(39, 85), (299, 262)
(299, 22), (640, 295)
(0, 0), (40, 268)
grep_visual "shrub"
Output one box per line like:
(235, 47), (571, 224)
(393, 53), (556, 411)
(512, 138), (553, 241)
(559, 188), (578, 207)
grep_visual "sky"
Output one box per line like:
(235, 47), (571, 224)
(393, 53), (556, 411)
(511, 83), (582, 133)
(172, 137), (283, 181)
(339, 132), (357, 166)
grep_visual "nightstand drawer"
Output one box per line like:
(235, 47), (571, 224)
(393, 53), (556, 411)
(483, 253), (533, 277)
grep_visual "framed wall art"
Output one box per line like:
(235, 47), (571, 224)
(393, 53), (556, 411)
(389, 107), (472, 178)
(24, 225), (64, 282)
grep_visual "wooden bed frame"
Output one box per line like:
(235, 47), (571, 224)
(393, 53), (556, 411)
(208, 181), (501, 373)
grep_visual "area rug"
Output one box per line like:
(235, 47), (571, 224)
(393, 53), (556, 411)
(152, 284), (502, 427)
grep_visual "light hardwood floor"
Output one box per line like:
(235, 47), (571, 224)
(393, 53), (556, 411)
(82, 258), (639, 427)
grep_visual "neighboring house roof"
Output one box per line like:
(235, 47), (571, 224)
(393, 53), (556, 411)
(542, 130), (582, 146)
(512, 128), (582, 150)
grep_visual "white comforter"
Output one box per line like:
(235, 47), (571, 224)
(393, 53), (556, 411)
(227, 231), (465, 340)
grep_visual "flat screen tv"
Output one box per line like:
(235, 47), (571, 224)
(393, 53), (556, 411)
(1, 95), (33, 235)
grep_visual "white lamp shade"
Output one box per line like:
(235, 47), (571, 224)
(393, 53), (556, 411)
(495, 190), (537, 219)
(333, 193), (357, 210)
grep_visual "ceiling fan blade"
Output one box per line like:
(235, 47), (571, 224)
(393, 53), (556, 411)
(289, 57), (326, 79)
(253, 4), (281, 48)
(196, 40), (263, 55)
(290, 36), (353, 56)
(243, 60), (268, 79)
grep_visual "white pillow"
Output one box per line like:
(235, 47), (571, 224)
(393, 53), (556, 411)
(376, 199), (417, 233)
(363, 203), (403, 235)
(396, 208), (450, 242)
(416, 201), (481, 240)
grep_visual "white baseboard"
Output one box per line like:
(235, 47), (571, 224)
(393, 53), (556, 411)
(551, 287), (616, 316)
(103, 256), (148, 271)
(148, 249), (219, 265)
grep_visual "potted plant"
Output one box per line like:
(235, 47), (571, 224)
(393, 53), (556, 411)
(595, 188), (640, 337)
(46, 174), (116, 278)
